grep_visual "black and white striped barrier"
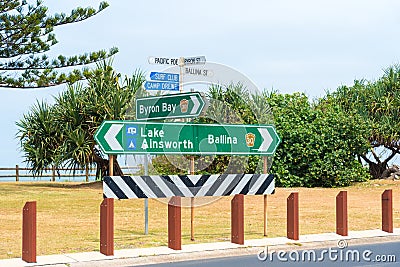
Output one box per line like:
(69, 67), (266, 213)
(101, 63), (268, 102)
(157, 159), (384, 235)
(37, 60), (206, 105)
(103, 174), (275, 199)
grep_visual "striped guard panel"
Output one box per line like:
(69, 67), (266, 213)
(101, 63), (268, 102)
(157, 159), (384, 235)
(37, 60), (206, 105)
(103, 174), (275, 199)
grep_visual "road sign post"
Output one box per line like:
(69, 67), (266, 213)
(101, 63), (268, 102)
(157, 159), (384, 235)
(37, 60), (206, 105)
(94, 121), (281, 156)
(144, 155), (149, 235)
(263, 156), (268, 236)
(136, 92), (208, 120)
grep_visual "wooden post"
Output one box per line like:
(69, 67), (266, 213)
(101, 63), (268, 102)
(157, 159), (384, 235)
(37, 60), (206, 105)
(263, 156), (268, 236)
(16, 164), (19, 182)
(287, 192), (299, 240)
(231, 194), (244, 245)
(109, 155), (114, 176)
(382, 189), (393, 233)
(168, 196), (182, 250)
(100, 198), (114, 256)
(22, 201), (36, 263)
(336, 191), (348, 236)
(85, 164), (89, 182)
(263, 156), (268, 174)
(190, 156), (195, 241)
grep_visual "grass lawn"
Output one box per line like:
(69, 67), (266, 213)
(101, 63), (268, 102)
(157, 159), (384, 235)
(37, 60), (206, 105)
(0, 180), (399, 259)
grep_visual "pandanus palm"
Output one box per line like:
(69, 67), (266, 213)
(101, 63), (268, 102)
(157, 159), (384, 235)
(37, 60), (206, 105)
(17, 62), (145, 179)
(330, 65), (400, 179)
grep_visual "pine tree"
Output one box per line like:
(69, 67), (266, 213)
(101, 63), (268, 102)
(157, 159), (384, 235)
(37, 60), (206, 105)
(0, 0), (118, 88)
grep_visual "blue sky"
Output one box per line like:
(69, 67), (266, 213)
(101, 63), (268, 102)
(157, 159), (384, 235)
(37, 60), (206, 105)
(1, 0), (400, 166)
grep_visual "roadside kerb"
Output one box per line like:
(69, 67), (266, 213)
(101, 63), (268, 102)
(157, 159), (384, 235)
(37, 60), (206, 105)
(5, 229), (400, 267)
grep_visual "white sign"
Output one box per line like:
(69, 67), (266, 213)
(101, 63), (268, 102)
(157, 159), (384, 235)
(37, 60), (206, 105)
(184, 67), (214, 77)
(163, 62), (260, 96)
(148, 56), (206, 66)
(184, 56), (206, 65)
(148, 57), (179, 65)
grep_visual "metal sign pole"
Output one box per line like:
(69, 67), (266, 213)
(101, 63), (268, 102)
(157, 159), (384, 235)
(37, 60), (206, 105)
(263, 156), (268, 236)
(190, 156), (195, 241)
(144, 155), (149, 235)
(179, 57), (184, 92)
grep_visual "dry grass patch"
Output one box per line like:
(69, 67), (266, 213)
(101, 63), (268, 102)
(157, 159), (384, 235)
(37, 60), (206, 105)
(0, 180), (399, 259)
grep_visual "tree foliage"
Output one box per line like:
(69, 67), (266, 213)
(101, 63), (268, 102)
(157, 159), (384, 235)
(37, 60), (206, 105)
(327, 65), (400, 178)
(1, 0), (118, 88)
(17, 63), (145, 178)
(268, 92), (371, 187)
(150, 85), (371, 187)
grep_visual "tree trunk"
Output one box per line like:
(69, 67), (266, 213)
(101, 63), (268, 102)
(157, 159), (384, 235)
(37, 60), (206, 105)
(93, 149), (123, 180)
(112, 157), (124, 176)
(381, 166), (400, 179)
(368, 162), (388, 179)
(361, 147), (398, 180)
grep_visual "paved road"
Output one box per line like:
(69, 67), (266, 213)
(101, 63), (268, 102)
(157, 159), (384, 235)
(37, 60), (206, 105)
(136, 241), (400, 267)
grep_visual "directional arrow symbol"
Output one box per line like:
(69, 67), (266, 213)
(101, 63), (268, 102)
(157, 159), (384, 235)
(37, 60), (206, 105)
(257, 128), (273, 152)
(104, 124), (123, 150)
(190, 95), (200, 114)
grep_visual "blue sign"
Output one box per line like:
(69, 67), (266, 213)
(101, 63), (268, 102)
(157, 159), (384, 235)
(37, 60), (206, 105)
(126, 138), (137, 150)
(144, 81), (179, 91)
(126, 125), (138, 135)
(150, 72), (179, 82)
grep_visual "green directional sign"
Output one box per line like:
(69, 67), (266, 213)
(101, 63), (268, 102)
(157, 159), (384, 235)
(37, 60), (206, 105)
(94, 121), (281, 156)
(136, 92), (208, 120)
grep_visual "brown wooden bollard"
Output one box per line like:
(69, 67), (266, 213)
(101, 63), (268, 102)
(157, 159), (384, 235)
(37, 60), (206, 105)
(22, 201), (36, 263)
(336, 191), (348, 236)
(231, 194), (244, 245)
(287, 192), (299, 240)
(16, 164), (20, 182)
(100, 198), (114, 256)
(168, 196), (181, 250)
(382, 189), (393, 233)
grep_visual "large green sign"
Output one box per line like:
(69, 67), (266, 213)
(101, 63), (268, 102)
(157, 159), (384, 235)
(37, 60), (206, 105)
(94, 121), (281, 156)
(136, 92), (207, 120)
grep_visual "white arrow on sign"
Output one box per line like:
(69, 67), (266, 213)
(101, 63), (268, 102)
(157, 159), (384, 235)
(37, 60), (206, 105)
(190, 95), (200, 115)
(104, 124), (123, 150)
(257, 128), (273, 152)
